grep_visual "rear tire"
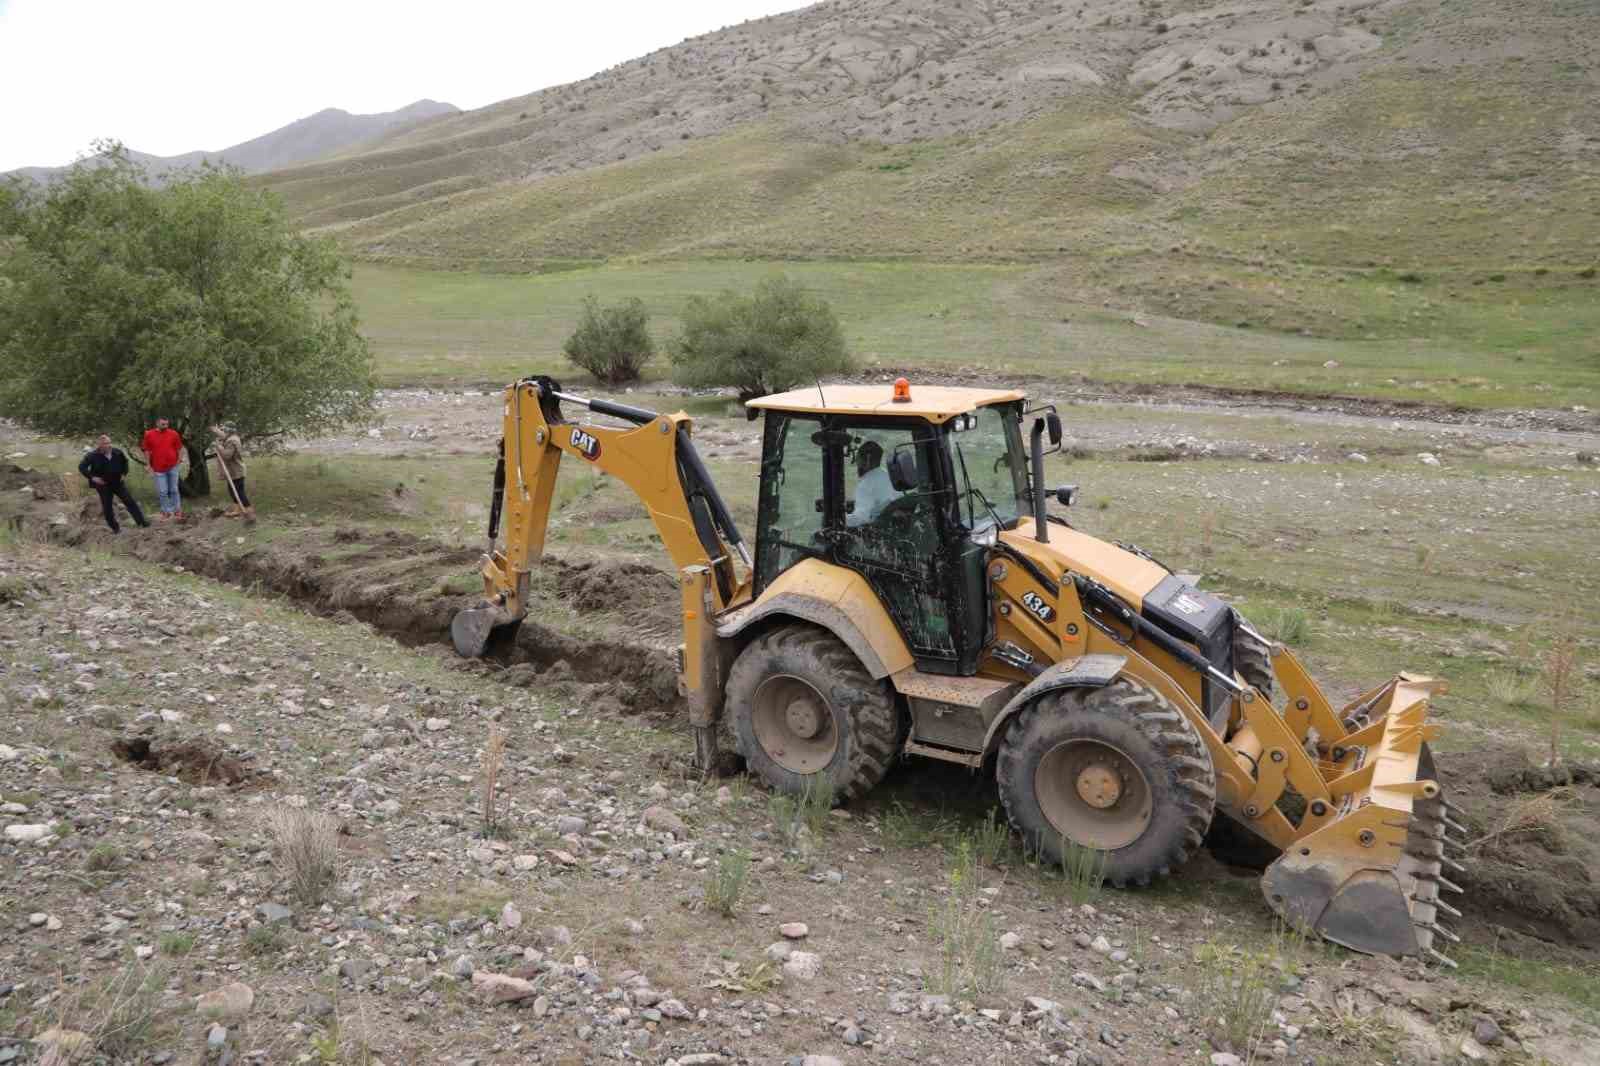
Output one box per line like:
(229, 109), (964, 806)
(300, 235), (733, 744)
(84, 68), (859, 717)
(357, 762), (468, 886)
(997, 678), (1215, 886)
(1232, 613), (1276, 700)
(726, 624), (898, 801)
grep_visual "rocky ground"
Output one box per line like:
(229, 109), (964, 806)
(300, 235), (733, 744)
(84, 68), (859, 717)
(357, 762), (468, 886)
(3, 534), (1598, 1065)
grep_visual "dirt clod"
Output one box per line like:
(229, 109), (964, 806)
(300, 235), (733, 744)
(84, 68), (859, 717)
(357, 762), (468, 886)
(110, 735), (249, 786)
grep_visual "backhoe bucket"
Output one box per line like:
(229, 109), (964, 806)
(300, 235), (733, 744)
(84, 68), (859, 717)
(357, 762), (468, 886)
(1259, 675), (1461, 964)
(451, 602), (520, 658)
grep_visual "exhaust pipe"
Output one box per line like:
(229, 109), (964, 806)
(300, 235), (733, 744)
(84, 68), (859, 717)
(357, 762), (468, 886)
(1030, 417), (1048, 544)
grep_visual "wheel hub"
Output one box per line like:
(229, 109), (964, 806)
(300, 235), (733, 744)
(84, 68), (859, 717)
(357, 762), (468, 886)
(750, 674), (838, 774)
(785, 695), (826, 740)
(1035, 738), (1153, 850)
(1075, 763), (1123, 809)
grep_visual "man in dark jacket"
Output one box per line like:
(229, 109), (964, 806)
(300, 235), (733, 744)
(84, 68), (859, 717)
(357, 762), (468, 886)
(79, 435), (150, 533)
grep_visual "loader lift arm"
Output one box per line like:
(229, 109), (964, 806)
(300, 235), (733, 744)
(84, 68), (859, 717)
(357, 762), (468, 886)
(452, 375), (751, 657)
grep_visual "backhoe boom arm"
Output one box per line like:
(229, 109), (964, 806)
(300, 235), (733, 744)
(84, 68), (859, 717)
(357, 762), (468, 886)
(452, 376), (748, 656)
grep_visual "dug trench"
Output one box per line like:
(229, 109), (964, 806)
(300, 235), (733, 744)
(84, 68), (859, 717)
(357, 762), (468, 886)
(22, 502), (1600, 968)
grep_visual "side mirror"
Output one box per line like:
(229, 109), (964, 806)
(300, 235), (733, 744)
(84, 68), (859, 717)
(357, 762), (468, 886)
(887, 451), (917, 492)
(1055, 484), (1078, 507)
(1046, 412), (1063, 447)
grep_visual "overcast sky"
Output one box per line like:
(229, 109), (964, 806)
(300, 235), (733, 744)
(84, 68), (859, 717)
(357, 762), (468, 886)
(0, 0), (808, 171)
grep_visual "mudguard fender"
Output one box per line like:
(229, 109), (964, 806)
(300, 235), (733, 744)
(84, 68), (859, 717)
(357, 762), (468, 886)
(980, 653), (1128, 755)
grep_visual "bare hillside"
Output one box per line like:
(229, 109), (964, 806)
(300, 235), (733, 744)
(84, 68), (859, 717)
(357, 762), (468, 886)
(259, 0), (1599, 281)
(7, 99), (459, 183)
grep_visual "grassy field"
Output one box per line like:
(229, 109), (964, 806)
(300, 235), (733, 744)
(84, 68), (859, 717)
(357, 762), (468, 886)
(9, 388), (1596, 759)
(350, 260), (1600, 409)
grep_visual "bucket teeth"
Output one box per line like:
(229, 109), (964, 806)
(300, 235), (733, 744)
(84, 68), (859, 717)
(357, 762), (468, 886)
(1441, 855), (1467, 873)
(1435, 875), (1463, 894)
(1426, 947), (1459, 969)
(1441, 815), (1468, 835)
(1417, 921), (1460, 944)
(1434, 899), (1463, 919)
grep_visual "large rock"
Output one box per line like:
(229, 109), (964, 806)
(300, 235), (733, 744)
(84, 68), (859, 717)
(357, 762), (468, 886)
(196, 981), (255, 1021)
(782, 951), (821, 980)
(471, 970), (537, 1004)
(5, 824), (55, 843)
(642, 805), (687, 837)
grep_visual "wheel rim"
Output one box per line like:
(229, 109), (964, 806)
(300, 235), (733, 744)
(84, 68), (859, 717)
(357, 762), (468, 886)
(751, 674), (837, 774)
(1035, 739), (1152, 850)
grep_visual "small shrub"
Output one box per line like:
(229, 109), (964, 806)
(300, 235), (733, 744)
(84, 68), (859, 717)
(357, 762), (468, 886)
(1189, 934), (1300, 1054)
(61, 961), (171, 1058)
(1544, 615), (1581, 763)
(669, 275), (854, 402)
(768, 793), (801, 848)
(245, 923), (286, 956)
(880, 801), (950, 849)
(159, 932), (196, 956)
(562, 295), (655, 385)
(481, 724), (509, 839)
(1486, 670), (1538, 709)
(1059, 835), (1108, 905)
(86, 843), (121, 871)
(972, 808), (1013, 867)
(264, 805), (340, 905)
(705, 848), (752, 917)
(1256, 607), (1310, 645)
(927, 840), (1004, 998)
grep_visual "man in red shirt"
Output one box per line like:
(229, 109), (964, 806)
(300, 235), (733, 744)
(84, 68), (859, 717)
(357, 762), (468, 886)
(140, 416), (185, 520)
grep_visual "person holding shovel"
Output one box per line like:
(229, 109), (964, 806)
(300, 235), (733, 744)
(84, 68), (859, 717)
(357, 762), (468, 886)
(210, 425), (254, 519)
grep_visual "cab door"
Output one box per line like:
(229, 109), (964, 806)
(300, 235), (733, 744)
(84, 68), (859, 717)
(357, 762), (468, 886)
(832, 419), (975, 674)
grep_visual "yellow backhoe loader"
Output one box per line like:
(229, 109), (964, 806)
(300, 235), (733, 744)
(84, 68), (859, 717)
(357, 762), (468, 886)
(454, 375), (1462, 963)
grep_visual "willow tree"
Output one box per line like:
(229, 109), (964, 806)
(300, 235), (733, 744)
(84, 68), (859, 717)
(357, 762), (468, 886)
(0, 144), (373, 496)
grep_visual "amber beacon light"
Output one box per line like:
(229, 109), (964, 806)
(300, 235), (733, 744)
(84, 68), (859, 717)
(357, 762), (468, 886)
(891, 377), (912, 403)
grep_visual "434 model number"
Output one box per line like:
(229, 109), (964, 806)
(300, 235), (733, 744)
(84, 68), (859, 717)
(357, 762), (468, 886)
(1021, 590), (1054, 623)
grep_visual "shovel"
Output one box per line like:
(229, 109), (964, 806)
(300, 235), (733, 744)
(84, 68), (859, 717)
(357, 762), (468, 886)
(211, 449), (254, 525)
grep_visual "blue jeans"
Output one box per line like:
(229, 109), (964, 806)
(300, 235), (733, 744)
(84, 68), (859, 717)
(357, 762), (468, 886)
(153, 468), (180, 514)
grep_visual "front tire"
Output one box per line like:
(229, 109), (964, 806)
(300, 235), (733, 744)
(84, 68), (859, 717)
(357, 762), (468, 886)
(997, 678), (1216, 886)
(725, 624), (899, 801)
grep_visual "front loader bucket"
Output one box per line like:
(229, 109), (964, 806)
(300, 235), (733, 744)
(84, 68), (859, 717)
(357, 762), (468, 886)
(1260, 676), (1463, 964)
(451, 602), (520, 658)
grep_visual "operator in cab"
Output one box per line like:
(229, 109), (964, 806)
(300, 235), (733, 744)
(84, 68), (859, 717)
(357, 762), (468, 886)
(848, 440), (899, 527)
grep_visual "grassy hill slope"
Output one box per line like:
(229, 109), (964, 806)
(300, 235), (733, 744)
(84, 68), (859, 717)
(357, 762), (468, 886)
(253, 0), (1598, 398)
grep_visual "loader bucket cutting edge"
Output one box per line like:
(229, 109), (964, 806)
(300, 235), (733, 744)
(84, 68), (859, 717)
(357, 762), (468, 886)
(1259, 679), (1459, 963)
(451, 603), (518, 659)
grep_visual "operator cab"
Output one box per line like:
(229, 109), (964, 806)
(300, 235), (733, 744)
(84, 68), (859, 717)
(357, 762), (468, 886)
(747, 380), (1035, 676)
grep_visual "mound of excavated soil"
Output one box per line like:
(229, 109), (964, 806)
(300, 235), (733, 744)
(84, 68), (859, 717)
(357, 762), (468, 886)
(39, 511), (689, 721)
(0, 462), (68, 501)
(1439, 748), (1600, 958)
(111, 734), (251, 786)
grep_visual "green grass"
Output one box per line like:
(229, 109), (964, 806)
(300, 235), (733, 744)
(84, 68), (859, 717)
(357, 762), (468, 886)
(349, 258), (1600, 408)
(1455, 945), (1600, 1019)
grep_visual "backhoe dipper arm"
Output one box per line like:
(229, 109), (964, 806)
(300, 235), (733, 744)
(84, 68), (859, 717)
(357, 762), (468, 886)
(466, 376), (749, 651)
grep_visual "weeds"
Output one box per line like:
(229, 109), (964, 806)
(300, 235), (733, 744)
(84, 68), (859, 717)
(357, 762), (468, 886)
(55, 961), (171, 1059)
(768, 774), (834, 850)
(1189, 926), (1307, 1055)
(1544, 614), (1580, 764)
(927, 840), (1004, 999)
(1059, 834), (1108, 906)
(263, 805), (340, 905)
(481, 724), (510, 839)
(880, 801), (950, 849)
(85, 843), (121, 871)
(1469, 787), (1574, 855)
(246, 923), (287, 956)
(1486, 670), (1538, 709)
(972, 807), (1013, 868)
(705, 848), (752, 917)
(1257, 607), (1310, 645)
(158, 932), (196, 956)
